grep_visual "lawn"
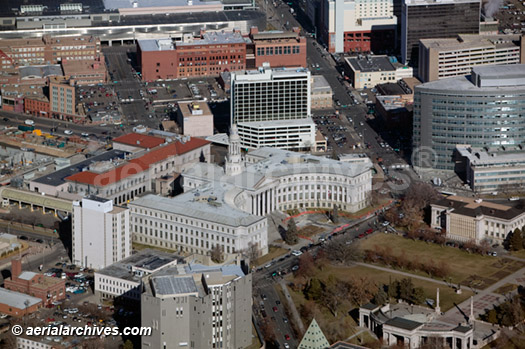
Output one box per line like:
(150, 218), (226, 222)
(254, 245), (289, 267)
(493, 283), (518, 295)
(359, 234), (525, 289)
(510, 249), (525, 259)
(347, 265), (473, 312)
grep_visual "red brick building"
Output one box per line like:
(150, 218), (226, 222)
(4, 259), (65, 307)
(0, 288), (42, 317)
(248, 27), (307, 69)
(138, 30), (247, 81)
(24, 96), (50, 117)
(0, 35), (101, 73)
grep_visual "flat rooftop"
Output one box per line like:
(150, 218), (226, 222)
(178, 101), (212, 117)
(456, 145), (525, 166)
(405, 0), (480, 5)
(432, 196), (525, 220)
(96, 249), (179, 282)
(0, 288), (41, 309)
(233, 67), (310, 82)
(312, 75), (332, 93)
(346, 55), (396, 73)
(130, 181), (265, 227)
(31, 149), (127, 187)
(420, 34), (521, 51)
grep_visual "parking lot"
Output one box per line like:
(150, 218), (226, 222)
(78, 85), (121, 124)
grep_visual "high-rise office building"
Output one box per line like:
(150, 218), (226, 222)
(413, 64), (525, 170)
(401, 0), (480, 65)
(231, 66), (316, 150)
(72, 196), (131, 269)
(141, 263), (252, 349)
(419, 34), (525, 82)
(321, 0), (397, 53)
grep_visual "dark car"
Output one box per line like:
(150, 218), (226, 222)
(19, 236), (29, 240)
(2, 117), (9, 122)
(35, 239), (44, 243)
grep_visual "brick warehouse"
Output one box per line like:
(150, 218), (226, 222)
(138, 30), (247, 81)
(4, 259), (66, 307)
(138, 29), (307, 81)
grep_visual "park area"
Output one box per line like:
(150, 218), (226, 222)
(359, 234), (525, 289)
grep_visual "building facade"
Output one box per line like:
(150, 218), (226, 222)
(177, 101), (214, 137)
(138, 31), (248, 81)
(455, 145), (525, 194)
(311, 75), (333, 109)
(419, 34), (525, 82)
(72, 196), (131, 270)
(413, 64), (525, 170)
(141, 263), (252, 349)
(0, 288), (41, 317)
(249, 27), (307, 68)
(231, 66), (316, 150)
(431, 196), (525, 244)
(0, 35), (101, 73)
(321, 0), (397, 53)
(94, 249), (178, 302)
(49, 76), (80, 122)
(401, 0), (481, 64)
(65, 137), (211, 204)
(4, 259), (65, 307)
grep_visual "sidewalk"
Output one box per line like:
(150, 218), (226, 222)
(279, 279), (305, 334)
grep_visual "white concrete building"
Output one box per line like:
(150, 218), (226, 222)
(322, 0), (397, 53)
(231, 66), (317, 151)
(419, 34), (525, 82)
(72, 196), (130, 270)
(431, 196), (525, 244)
(455, 145), (525, 194)
(184, 126), (373, 214)
(94, 249), (178, 301)
(141, 263), (252, 349)
(177, 101), (214, 138)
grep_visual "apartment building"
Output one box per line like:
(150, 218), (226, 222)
(401, 0), (480, 65)
(321, 0), (397, 53)
(419, 34), (525, 82)
(231, 66), (316, 150)
(49, 76), (81, 122)
(0, 35), (101, 73)
(431, 196), (525, 244)
(141, 263), (252, 349)
(455, 145), (525, 194)
(72, 196), (130, 270)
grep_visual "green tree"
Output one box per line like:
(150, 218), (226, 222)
(510, 228), (523, 251)
(410, 287), (425, 305)
(373, 286), (388, 305)
(331, 205), (339, 224)
(486, 309), (498, 324)
(123, 340), (134, 349)
(305, 278), (323, 301)
(285, 218), (299, 245)
(388, 280), (399, 299)
(398, 278), (415, 302)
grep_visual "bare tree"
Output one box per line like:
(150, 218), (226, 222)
(323, 236), (361, 265)
(210, 245), (224, 263)
(244, 242), (260, 263)
(296, 252), (316, 279)
(321, 278), (348, 317)
(348, 276), (377, 306)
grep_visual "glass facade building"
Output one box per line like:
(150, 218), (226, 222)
(413, 64), (525, 170)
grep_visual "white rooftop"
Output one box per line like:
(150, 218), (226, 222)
(233, 67), (310, 82)
(0, 288), (41, 309)
(18, 271), (37, 281)
(103, 0), (220, 9)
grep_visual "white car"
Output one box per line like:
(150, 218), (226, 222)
(81, 132), (89, 137)
(264, 263), (273, 268)
(24, 119), (35, 125)
(291, 250), (303, 257)
(382, 221), (390, 226)
(64, 130), (73, 135)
